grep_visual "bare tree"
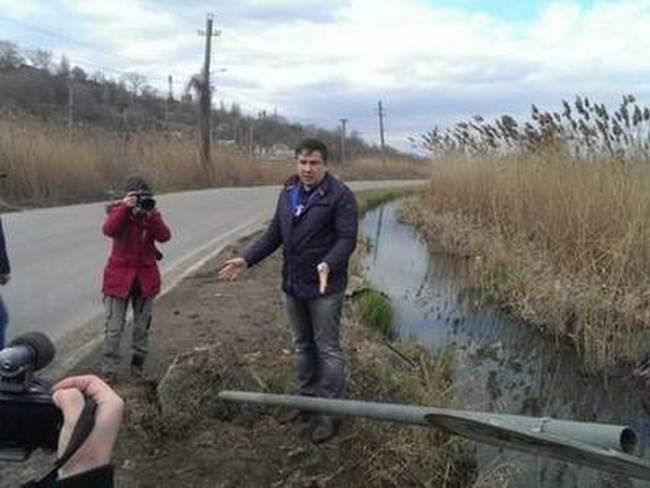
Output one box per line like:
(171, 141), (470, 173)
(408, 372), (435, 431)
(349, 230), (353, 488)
(25, 48), (52, 71)
(121, 72), (147, 104)
(57, 55), (70, 77)
(0, 40), (23, 70)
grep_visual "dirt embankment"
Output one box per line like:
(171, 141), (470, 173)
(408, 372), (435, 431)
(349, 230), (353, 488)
(1, 232), (472, 487)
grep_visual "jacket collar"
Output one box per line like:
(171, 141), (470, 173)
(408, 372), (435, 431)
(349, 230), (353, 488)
(284, 172), (330, 199)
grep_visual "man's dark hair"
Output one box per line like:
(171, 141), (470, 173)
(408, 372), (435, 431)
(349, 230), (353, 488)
(295, 139), (328, 162)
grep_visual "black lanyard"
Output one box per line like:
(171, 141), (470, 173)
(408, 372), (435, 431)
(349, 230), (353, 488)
(291, 185), (320, 218)
(23, 399), (97, 487)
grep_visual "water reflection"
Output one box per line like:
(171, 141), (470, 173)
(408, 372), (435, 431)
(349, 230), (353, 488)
(361, 201), (650, 488)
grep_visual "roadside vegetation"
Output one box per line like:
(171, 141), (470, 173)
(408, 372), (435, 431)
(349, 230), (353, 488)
(355, 185), (427, 214)
(0, 113), (429, 209)
(342, 217), (476, 487)
(405, 95), (650, 370)
(357, 289), (394, 339)
(0, 39), (429, 208)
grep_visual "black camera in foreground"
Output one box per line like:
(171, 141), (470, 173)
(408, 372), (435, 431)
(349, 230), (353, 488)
(134, 189), (156, 211)
(0, 332), (62, 461)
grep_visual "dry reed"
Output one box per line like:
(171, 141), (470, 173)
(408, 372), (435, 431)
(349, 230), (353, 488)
(0, 115), (428, 207)
(401, 152), (650, 369)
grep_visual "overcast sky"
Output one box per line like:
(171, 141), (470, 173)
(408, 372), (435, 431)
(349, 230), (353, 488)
(1, 0), (649, 151)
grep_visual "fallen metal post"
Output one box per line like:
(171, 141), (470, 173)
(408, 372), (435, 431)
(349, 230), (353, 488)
(218, 390), (650, 481)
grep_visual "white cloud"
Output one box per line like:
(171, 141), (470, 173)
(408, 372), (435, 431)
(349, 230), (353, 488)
(70, 0), (176, 28)
(5, 0), (650, 150)
(0, 0), (44, 18)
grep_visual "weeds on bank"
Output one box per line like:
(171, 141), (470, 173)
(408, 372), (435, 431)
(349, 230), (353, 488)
(358, 289), (394, 340)
(346, 338), (475, 487)
(402, 95), (650, 369)
(355, 186), (426, 214)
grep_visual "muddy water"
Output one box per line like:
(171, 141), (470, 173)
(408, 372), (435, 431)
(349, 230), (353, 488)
(360, 201), (650, 488)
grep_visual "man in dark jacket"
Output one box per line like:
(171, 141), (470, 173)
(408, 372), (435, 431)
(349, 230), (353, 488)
(101, 178), (171, 384)
(219, 139), (358, 443)
(0, 216), (10, 348)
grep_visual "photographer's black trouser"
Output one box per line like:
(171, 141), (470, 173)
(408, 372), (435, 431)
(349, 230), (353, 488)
(102, 285), (153, 377)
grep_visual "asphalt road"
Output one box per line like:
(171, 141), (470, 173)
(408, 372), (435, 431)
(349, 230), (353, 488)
(1, 181), (421, 345)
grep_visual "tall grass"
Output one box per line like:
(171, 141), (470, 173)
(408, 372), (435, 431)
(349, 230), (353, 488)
(335, 156), (430, 182)
(402, 95), (650, 369)
(0, 116), (288, 206)
(402, 152), (650, 369)
(358, 289), (395, 339)
(0, 114), (429, 207)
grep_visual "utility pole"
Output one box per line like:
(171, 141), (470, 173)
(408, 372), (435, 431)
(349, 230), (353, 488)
(339, 118), (348, 163)
(232, 120), (239, 145)
(377, 100), (386, 167)
(247, 123), (254, 160)
(165, 74), (173, 125)
(198, 13), (220, 185)
(67, 76), (74, 134)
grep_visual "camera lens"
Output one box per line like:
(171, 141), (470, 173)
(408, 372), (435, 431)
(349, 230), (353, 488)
(140, 197), (156, 211)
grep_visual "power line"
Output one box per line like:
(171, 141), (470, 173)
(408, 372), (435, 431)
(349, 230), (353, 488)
(0, 15), (197, 82)
(11, 37), (198, 89)
(0, 15), (91, 51)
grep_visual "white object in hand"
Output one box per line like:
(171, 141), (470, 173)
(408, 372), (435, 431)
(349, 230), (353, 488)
(317, 262), (330, 295)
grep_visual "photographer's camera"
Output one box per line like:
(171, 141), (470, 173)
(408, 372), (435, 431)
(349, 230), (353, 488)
(134, 190), (156, 211)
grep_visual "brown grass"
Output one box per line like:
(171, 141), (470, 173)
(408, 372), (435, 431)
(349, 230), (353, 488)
(400, 152), (650, 369)
(335, 156), (431, 182)
(0, 115), (429, 207)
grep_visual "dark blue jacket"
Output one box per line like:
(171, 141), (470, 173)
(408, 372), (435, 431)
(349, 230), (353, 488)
(0, 218), (9, 275)
(244, 173), (358, 298)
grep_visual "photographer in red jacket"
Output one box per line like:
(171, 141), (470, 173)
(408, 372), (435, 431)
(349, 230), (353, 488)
(100, 178), (171, 384)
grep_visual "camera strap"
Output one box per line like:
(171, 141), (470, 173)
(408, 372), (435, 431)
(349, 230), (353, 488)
(23, 399), (98, 487)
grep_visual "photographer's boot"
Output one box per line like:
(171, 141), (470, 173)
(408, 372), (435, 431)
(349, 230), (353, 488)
(131, 356), (144, 379)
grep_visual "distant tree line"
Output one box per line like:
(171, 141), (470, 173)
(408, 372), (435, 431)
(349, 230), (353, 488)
(0, 39), (412, 163)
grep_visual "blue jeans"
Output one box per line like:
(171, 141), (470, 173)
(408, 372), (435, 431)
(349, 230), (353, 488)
(284, 291), (345, 399)
(0, 295), (8, 349)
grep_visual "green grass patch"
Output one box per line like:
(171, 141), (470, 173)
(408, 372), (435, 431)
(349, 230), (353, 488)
(355, 186), (426, 214)
(362, 234), (374, 253)
(263, 371), (293, 394)
(358, 289), (394, 339)
(487, 262), (516, 295)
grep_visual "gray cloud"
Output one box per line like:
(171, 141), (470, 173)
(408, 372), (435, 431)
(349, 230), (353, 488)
(267, 74), (650, 152)
(7, 0), (650, 155)
(155, 0), (350, 26)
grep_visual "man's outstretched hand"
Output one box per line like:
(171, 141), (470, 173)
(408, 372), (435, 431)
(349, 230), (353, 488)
(218, 257), (247, 281)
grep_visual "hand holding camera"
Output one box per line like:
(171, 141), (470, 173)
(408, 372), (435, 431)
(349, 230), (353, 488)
(0, 333), (123, 484)
(122, 193), (138, 208)
(123, 190), (156, 215)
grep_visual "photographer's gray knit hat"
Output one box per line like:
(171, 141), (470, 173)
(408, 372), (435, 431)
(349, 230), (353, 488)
(124, 176), (152, 193)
